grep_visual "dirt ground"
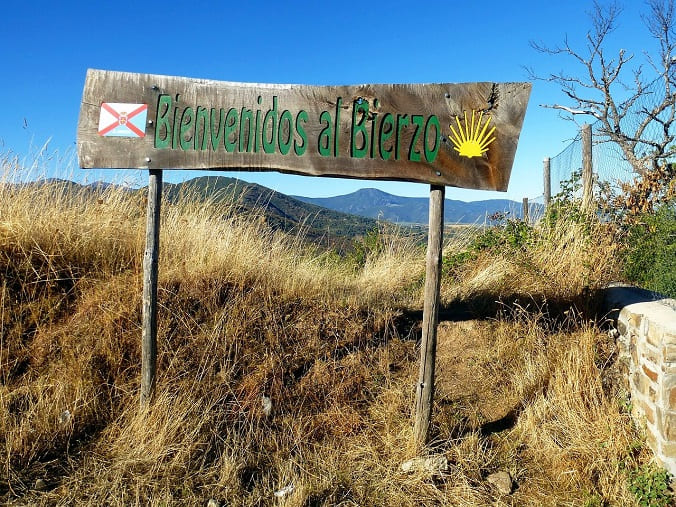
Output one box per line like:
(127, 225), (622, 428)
(434, 320), (521, 437)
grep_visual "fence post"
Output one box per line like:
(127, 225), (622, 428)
(413, 184), (445, 450)
(543, 157), (551, 209)
(582, 124), (593, 212)
(141, 169), (162, 407)
(522, 197), (529, 224)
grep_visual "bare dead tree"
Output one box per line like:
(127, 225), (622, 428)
(527, 0), (675, 174)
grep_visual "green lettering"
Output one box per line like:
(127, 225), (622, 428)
(172, 95), (181, 149)
(179, 106), (195, 151)
(195, 106), (210, 151)
(224, 108), (238, 152)
(262, 96), (278, 154)
(370, 110), (378, 158)
(278, 110), (293, 155)
(240, 107), (253, 152)
(155, 94), (172, 149)
(350, 99), (369, 158)
(395, 114), (409, 160)
(424, 115), (440, 162)
(334, 97), (342, 157)
(318, 110), (333, 157)
(370, 99), (380, 158)
(294, 110), (308, 156)
(210, 108), (225, 151)
(254, 96), (262, 153)
(408, 115), (424, 162)
(379, 113), (394, 160)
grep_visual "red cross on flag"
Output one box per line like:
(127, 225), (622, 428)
(97, 103), (148, 137)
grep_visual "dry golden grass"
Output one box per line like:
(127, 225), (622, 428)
(441, 216), (622, 307)
(0, 157), (656, 506)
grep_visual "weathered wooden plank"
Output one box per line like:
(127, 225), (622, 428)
(413, 184), (445, 448)
(78, 69), (531, 190)
(140, 169), (161, 407)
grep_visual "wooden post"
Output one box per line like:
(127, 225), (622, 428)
(543, 157), (551, 209)
(141, 169), (162, 407)
(581, 123), (593, 212)
(414, 184), (445, 449)
(522, 197), (529, 224)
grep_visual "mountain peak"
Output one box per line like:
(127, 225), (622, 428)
(294, 189), (539, 224)
(352, 188), (389, 197)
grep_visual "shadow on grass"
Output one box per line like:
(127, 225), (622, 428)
(393, 290), (613, 442)
(394, 288), (609, 342)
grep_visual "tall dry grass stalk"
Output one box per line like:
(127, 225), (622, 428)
(442, 216), (622, 308)
(507, 325), (644, 503)
(0, 156), (651, 506)
(0, 158), (421, 502)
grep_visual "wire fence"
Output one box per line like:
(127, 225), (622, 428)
(548, 76), (671, 202)
(549, 126), (637, 200)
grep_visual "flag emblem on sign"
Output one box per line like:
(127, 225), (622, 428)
(98, 103), (148, 137)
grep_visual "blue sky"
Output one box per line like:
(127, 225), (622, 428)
(0, 0), (659, 201)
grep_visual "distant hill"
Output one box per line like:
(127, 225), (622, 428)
(160, 176), (377, 249)
(19, 177), (540, 247)
(293, 188), (540, 224)
(13, 177), (378, 251)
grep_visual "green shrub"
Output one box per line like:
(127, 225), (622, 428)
(627, 463), (672, 507)
(583, 492), (607, 507)
(442, 213), (535, 278)
(544, 168), (602, 232)
(623, 202), (676, 298)
(346, 227), (384, 269)
(442, 250), (477, 279)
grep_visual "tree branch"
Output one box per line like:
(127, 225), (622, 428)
(530, 0), (676, 175)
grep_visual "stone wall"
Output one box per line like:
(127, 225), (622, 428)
(605, 285), (676, 474)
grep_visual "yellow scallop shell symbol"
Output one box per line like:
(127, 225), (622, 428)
(449, 110), (496, 158)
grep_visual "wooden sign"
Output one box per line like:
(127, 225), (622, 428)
(77, 69), (532, 444)
(78, 69), (531, 190)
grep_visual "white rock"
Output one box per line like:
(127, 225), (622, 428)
(273, 484), (294, 498)
(487, 471), (513, 495)
(400, 455), (449, 475)
(206, 499), (220, 507)
(58, 410), (71, 425)
(261, 395), (272, 417)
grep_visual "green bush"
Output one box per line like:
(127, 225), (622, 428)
(543, 168), (600, 231)
(346, 227), (384, 269)
(442, 213), (535, 278)
(627, 463), (672, 507)
(442, 250), (477, 279)
(623, 202), (676, 298)
(583, 492), (608, 507)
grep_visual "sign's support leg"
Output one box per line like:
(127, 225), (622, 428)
(141, 168), (162, 407)
(413, 184), (445, 450)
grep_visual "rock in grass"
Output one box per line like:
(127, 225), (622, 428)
(206, 499), (220, 507)
(34, 479), (48, 491)
(261, 395), (272, 417)
(487, 471), (513, 495)
(273, 484), (295, 498)
(400, 455), (449, 476)
(58, 410), (71, 425)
